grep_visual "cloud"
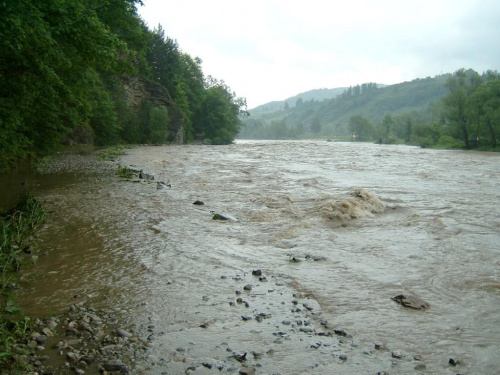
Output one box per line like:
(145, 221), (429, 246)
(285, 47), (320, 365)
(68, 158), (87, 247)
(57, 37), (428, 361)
(138, 0), (500, 108)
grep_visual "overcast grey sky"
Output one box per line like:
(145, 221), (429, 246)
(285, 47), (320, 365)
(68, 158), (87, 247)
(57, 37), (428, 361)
(138, 0), (500, 109)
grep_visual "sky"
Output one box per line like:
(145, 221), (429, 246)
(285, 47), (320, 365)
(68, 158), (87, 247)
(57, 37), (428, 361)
(137, 0), (500, 109)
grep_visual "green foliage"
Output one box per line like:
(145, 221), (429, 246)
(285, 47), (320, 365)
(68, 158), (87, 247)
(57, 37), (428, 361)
(117, 167), (134, 179)
(149, 106), (170, 144)
(0, 194), (44, 371)
(196, 78), (246, 144)
(349, 115), (375, 141)
(243, 69), (498, 150)
(0, 0), (248, 170)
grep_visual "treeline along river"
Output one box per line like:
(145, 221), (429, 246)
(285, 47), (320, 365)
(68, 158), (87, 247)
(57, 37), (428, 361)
(13, 141), (500, 374)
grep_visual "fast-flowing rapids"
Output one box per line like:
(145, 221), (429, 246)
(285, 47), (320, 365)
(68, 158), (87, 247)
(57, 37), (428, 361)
(14, 141), (500, 374)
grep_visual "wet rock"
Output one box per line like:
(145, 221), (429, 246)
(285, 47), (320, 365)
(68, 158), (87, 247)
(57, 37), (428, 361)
(239, 366), (255, 375)
(251, 351), (263, 359)
(448, 357), (460, 366)
(339, 354), (348, 361)
(303, 303), (314, 311)
(66, 352), (79, 362)
(211, 211), (238, 221)
(233, 352), (247, 362)
(305, 254), (327, 261)
(139, 170), (155, 181)
(392, 350), (403, 359)
(42, 327), (54, 336)
(103, 359), (129, 373)
(27, 341), (38, 349)
(282, 320), (291, 325)
(299, 327), (314, 333)
(391, 294), (430, 310)
(243, 284), (252, 291)
(259, 276), (267, 282)
(241, 316), (253, 321)
(334, 329), (347, 337)
(413, 354), (423, 361)
(36, 336), (47, 346)
(193, 200), (205, 205)
(252, 269), (262, 276)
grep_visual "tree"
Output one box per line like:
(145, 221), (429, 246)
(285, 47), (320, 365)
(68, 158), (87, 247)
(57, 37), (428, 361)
(196, 77), (246, 144)
(382, 114), (393, 143)
(149, 106), (170, 144)
(310, 116), (322, 134)
(443, 69), (482, 149)
(468, 72), (500, 148)
(349, 115), (375, 141)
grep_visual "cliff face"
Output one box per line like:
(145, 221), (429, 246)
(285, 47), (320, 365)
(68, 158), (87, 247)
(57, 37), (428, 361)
(123, 75), (185, 144)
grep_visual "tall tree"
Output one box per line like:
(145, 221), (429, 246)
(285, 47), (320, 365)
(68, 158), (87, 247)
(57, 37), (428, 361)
(443, 69), (482, 149)
(468, 72), (500, 148)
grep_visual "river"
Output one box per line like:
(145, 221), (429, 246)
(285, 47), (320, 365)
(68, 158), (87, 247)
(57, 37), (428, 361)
(14, 141), (500, 374)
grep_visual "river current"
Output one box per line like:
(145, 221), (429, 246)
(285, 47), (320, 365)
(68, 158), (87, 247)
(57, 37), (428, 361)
(15, 141), (500, 374)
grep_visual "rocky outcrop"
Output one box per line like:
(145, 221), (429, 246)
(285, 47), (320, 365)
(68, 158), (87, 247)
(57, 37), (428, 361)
(122, 75), (185, 144)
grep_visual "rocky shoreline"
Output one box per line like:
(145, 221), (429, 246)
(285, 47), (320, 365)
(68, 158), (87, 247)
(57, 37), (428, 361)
(18, 299), (150, 374)
(11, 149), (466, 374)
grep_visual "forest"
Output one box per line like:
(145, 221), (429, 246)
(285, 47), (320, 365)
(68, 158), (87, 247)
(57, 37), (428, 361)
(240, 69), (500, 150)
(0, 0), (248, 172)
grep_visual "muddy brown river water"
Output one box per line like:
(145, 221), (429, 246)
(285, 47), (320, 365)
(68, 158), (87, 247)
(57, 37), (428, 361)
(7, 141), (500, 374)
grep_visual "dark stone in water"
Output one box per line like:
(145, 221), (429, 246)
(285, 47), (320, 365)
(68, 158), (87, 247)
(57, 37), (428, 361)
(252, 269), (262, 276)
(103, 360), (129, 373)
(193, 200), (204, 205)
(391, 294), (430, 310)
(334, 329), (347, 336)
(449, 357), (460, 366)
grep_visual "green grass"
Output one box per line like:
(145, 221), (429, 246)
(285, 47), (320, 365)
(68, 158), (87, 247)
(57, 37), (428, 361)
(117, 167), (135, 179)
(97, 145), (130, 161)
(0, 194), (45, 371)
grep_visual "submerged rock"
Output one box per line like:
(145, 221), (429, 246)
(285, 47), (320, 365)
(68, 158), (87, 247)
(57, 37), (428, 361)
(391, 294), (430, 310)
(211, 211), (238, 221)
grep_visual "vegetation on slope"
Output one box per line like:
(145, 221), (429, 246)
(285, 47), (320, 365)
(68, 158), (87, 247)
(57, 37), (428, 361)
(0, 0), (248, 172)
(240, 70), (500, 150)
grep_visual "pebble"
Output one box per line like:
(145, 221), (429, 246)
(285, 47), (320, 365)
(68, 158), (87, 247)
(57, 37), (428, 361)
(116, 328), (132, 338)
(392, 350), (403, 359)
(299, 327), (314, 333)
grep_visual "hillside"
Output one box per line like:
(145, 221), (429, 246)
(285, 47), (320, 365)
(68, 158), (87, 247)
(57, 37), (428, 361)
(241, 75), (451, 139)
(250, 87), (349, 113)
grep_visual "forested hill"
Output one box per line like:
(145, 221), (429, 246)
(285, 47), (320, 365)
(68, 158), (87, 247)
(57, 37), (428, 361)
(240, 69), (500, 150)
(251, 87), (349, 114)
(243, 76), (450, 135)
(0, 0), (247, 172)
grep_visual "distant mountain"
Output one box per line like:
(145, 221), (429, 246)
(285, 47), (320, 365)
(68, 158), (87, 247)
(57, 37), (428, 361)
(250, 87), (349, 113)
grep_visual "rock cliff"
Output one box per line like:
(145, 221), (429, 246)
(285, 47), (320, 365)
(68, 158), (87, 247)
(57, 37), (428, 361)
(123, 75), (185, 144)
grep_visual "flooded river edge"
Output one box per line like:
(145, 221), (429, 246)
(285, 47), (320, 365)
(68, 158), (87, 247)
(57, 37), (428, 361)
(9, 141), (500, 374)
